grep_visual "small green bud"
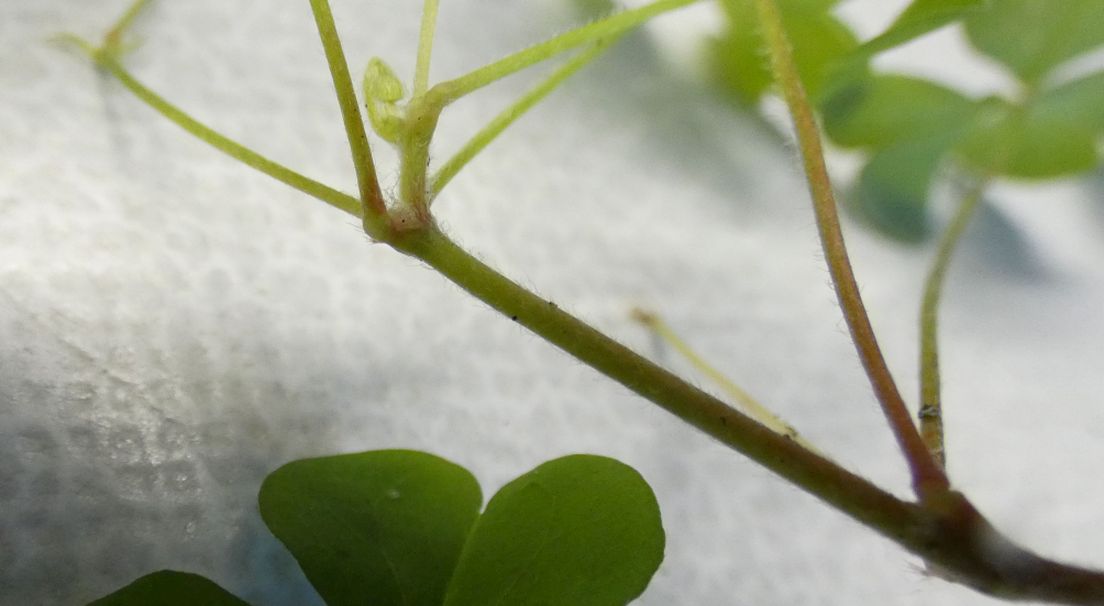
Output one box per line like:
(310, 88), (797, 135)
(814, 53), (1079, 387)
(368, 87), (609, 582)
(362, 57), (406, 143)
(363, 57), (404, 103)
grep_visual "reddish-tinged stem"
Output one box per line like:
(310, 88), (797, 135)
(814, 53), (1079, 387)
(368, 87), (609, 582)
(751, 0), (948, 498)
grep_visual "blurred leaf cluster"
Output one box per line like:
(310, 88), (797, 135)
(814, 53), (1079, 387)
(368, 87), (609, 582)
(708, 0), (1104, 240)
(90, 451), (664, 606)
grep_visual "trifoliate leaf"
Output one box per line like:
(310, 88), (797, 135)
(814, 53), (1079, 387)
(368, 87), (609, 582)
(363, 57), (407, 143)
(964, 0), (1104, 84)
(442, 455), (664, 606)
(821, 74), (978, 148)
(259, 450), (482, 606)
(87, 571), (251, 606)
(858, 0), (988, 57)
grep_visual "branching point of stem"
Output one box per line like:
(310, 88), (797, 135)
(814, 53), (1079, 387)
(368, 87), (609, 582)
(70, 1), (1104, 601)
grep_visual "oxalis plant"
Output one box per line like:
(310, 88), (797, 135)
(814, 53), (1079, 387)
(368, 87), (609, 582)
(59, 0), (1104, 603)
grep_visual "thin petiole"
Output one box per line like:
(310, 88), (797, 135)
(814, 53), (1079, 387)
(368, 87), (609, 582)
(413, 0), (441, 98)
(308, 0), (389, 234)
(59, 0), (362, 217)
(751, 0), (948, 498)
(632, 308), (819, 453)
(430, 39), (614, 199)
(97, 57), (362, 218)
(918, 179), (986, 470)
(431, 0), (700, 105)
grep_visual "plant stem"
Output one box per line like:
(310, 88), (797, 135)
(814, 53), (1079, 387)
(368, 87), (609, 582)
(413, 0), (698, 214)
(751, 0), (947, 499)
(431, 0), (700, 104)
(394, 227), (913, 529)
(393, 227), (1104, 605)
(96, 58), (362, 217)
(78, 2), (1104, 601)
(430, 39), (613, 198)
(308, 0), (389, 234)
(397, 95), (443, 222)
(919, 179), (986, 469)
(413, 0), (440, 98)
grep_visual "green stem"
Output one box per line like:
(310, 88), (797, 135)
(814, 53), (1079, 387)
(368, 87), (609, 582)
(308, 0), (389, 234)
(413, 0), (440, 98)
(751, 0), (947, 499)
(430, 0), (700, 104)
(919, 180), (986, 469)
(392, 227), (1104, 605)
(97, 58), (362, 218)
(408, 0), (696, 216)
(395, 227), (912, 528)
(397, 95), (443, 222)
(430, 39), (613, 198)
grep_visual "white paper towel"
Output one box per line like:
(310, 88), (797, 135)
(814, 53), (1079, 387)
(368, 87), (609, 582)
(2, 1), (1103, 604)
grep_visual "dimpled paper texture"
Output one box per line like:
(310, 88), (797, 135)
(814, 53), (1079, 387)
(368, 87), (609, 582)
(2, 1), (1104, 604)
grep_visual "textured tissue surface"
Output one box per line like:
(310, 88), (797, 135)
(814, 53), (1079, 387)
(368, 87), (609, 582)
(3, 1), (1104, 604)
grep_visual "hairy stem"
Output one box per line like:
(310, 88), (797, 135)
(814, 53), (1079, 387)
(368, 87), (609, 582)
(397, 95), (444, 222)
(751, 0), (947, 498)
(392, 227), (1104, 605)
(395, 227), (913, 529)
(76, 1), (1104, 601)
(308, 0), (389, 232)
(919, 180), (986, 469)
